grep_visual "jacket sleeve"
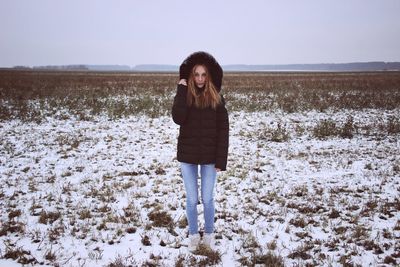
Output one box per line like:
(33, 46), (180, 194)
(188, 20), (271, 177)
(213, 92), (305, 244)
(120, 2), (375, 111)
(215, 95), (229, 171)
(172, 84), (189, 125)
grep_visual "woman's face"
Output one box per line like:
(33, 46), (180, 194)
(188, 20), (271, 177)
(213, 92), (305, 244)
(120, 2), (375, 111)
(193, 65), (207, 88)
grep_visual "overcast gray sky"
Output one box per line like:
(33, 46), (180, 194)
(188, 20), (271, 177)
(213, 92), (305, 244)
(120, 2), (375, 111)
(1, 0), (399, 67)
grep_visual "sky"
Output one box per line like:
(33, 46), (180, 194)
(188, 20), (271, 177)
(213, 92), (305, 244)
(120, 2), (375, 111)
(1, 0), (400, 67)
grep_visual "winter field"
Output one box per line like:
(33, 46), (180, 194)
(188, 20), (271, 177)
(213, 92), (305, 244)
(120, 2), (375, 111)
(0, 70), (399, 266)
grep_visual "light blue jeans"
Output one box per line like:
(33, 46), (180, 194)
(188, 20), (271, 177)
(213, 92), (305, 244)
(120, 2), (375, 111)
(180, 162), (217, 235)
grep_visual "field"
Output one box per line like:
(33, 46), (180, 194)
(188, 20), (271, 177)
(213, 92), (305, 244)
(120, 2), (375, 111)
(0, 70), (400, 266)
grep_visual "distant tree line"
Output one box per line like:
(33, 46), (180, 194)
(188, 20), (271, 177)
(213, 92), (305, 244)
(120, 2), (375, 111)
(13, 65), (89, 70)
(10, 62), (400, 72)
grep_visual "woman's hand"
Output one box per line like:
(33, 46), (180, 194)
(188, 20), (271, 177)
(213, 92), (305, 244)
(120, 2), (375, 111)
(178, 79), (187, 86)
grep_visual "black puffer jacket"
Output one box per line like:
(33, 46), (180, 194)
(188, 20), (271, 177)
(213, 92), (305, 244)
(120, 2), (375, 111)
(172, 52), (229, 171)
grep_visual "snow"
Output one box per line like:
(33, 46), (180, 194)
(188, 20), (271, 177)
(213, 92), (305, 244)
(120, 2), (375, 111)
(0, 108), (399, 266)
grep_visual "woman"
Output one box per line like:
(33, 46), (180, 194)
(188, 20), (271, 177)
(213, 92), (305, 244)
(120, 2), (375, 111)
(172, 51), (229, 251)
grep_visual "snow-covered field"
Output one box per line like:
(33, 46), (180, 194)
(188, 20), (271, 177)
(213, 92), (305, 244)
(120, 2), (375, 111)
(0, 107), (399, 266)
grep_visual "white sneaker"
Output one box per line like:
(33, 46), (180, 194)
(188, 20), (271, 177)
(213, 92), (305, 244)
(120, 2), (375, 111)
(202, 233), (215, 249)
(188, 234), (200, 252)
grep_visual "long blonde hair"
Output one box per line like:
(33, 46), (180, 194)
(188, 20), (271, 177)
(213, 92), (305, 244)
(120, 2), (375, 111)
(187, 64), (221, 110)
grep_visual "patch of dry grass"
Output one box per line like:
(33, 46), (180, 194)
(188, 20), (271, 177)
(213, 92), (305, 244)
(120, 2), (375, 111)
(1, 70), (400, 121)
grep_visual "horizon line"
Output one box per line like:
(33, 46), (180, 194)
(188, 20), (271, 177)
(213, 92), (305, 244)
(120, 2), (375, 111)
(3, 61), (400, 68)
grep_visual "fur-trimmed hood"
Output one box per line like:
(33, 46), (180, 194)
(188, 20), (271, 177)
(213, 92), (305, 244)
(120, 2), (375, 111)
(179, 51), (223, 91)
